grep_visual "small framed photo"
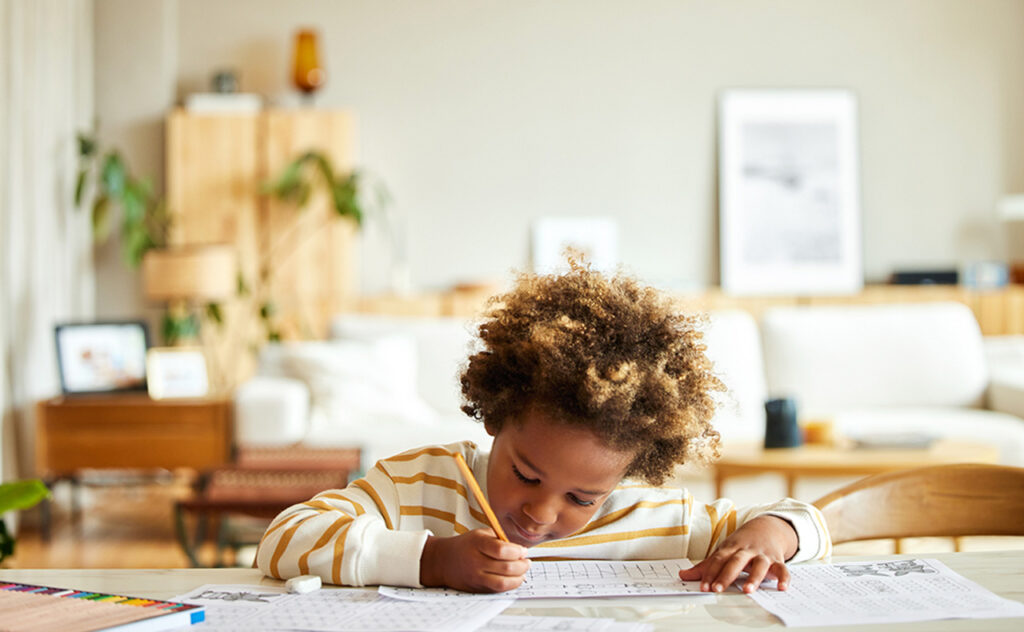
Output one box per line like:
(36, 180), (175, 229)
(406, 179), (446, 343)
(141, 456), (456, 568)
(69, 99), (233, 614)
(718, 89), (862, 295)
(532, 217), (619, 274)
(54, 321), (149, 395)
(146, 347), (210, 399)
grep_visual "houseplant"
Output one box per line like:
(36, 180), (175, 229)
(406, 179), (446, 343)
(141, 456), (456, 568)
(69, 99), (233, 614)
(76, 133), (218, 343)
(0, 479), (49, 564)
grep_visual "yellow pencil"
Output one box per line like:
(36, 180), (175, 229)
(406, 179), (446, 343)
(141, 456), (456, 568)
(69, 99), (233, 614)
(453, 452), (509, 542)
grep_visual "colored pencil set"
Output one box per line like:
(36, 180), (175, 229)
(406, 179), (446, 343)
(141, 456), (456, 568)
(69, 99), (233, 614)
(0, 581), (204, 632)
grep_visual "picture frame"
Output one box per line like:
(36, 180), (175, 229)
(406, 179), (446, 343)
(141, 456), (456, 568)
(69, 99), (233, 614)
(54, 321), (150, 395)
(146, 347), (210, 400)
(531, 217), (619, 274)
(718, 89), (862, 295)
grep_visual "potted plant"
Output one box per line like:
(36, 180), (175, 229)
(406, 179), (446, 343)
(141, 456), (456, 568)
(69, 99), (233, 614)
(0, 479), (49, 565)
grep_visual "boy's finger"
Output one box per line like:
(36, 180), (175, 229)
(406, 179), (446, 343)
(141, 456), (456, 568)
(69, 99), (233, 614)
(480, 536), (529, 561)
(771, 561), (791, 590)
(742, 556), (772, 593)
(696, 554), (729, 592)
(677, 559), (708, 581)
(707, 552), (754, 592)
(488, 558), (531, 578)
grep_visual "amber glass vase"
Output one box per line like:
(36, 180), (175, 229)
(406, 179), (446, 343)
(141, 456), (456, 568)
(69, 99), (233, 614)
(292, 29), (326, 99)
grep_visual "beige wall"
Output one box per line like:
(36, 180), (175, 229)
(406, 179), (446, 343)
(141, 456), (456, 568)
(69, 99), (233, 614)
(95, 0), (1024, 318)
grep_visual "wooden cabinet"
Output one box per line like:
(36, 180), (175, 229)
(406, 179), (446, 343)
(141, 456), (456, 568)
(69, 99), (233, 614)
(166, 109), (358, 385)
(35, 395), (233, 478)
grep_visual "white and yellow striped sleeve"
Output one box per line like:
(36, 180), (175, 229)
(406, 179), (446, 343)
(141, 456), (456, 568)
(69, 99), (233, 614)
(255, 461), (429, 587)
(686, 494), (832, 563)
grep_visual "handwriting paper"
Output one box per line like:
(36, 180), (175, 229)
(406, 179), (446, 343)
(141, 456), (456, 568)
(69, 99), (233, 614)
(479, 615), (652, 632)
(172, 584), (513, 632)
(380, 559), (702, 601)
(748, 558), (1024, 627)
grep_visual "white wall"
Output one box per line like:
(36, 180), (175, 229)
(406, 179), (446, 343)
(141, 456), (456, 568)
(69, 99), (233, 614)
(95, 0), (1024, 318)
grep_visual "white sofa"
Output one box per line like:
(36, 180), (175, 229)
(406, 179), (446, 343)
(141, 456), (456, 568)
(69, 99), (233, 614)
(233, 302), (1024, 471)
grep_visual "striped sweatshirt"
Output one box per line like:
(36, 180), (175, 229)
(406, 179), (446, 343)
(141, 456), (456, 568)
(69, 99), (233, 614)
(257, 441), (832, 587)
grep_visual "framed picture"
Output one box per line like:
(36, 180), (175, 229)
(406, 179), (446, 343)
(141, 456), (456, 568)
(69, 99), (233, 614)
(718, 89), (862, 295)
(146, 347), (210, 400)
(532, 217), (619, 274)
(54, 321), (150, 395)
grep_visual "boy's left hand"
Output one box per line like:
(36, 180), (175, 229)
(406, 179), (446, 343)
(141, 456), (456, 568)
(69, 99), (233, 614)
(678, 514), (797, 594)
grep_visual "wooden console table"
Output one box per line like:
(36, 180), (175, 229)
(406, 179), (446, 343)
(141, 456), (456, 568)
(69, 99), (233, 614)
(713, 439), (1000, 499)
(35, 394), (233, 537)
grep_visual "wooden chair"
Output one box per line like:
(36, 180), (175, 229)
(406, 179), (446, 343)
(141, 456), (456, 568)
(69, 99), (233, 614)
(813, 463), (1024, 552)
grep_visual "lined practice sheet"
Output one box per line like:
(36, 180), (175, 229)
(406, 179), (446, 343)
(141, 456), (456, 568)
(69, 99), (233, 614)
(380, 558), (703, 601)
(748, 558), (1024, 627)
(171, 584), (513, 632)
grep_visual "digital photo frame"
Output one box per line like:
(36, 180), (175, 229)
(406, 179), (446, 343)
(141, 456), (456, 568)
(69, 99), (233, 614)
(54, 321), (150, 395)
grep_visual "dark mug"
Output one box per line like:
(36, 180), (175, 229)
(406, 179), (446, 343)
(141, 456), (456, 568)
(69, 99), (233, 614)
(764, 397), (802, 449)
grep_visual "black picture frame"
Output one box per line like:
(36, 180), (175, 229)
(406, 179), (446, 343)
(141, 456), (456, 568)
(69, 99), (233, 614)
(54, 321), (150, 395)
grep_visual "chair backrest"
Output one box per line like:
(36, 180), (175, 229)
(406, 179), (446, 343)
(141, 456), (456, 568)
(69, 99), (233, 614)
(813, 463), (1024, 544)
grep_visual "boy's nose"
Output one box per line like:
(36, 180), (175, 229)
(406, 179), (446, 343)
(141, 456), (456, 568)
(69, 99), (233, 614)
(522, 495), (558, 525)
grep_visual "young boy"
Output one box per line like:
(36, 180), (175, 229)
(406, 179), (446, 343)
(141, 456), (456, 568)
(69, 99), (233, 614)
(256, 262), (831, 594)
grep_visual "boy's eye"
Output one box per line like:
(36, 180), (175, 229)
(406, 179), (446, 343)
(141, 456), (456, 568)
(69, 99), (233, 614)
(512, 465), (539, 485)
(568, 494), (595, 507)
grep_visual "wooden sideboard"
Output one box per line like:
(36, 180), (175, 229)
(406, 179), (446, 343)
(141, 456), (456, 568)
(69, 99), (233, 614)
(35, 394), (233, 479)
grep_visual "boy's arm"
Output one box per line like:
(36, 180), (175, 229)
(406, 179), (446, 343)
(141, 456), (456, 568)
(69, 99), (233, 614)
(686, 495), (832, 564)
(255, 462), (428, 587)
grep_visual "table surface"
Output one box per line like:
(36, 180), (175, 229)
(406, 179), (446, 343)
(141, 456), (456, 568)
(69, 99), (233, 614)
(2, 551), (1021, 631)
(716, 439), (1000, 469)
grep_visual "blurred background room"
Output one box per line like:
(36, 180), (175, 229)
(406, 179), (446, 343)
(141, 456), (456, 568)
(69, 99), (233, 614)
(2, 0), (1024, 570)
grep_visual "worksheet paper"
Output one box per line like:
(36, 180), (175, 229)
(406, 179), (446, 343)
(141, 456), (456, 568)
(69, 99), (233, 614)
(479, 615), (652, 632)
(380, 559), (702, 601)
(748, 558), (1024, 627)
(170, 584), (513, 632)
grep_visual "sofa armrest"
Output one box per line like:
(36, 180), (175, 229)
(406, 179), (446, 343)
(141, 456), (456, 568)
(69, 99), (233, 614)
(234, 376), (310, 446)
(987, 368), (1024, 420)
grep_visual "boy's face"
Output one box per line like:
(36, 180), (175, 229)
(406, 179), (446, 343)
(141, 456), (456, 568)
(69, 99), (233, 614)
(485, 407), (635, 548)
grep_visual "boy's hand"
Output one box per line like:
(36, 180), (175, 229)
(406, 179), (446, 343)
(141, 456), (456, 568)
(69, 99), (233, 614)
(678, 515), (797, 594)
(419, 529), (530, 593)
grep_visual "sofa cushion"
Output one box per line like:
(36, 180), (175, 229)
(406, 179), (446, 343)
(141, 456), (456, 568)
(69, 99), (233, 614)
(263, 337), (437, 434)
(331, 314), (478, 417)
(703, 309), (768, 443)
(761, 302), (988, 416)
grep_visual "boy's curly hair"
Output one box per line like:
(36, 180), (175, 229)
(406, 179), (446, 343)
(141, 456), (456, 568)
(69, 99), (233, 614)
(460, 261), (723, 485)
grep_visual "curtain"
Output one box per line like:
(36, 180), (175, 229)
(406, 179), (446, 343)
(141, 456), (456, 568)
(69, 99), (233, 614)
(0, 0), (95, 496)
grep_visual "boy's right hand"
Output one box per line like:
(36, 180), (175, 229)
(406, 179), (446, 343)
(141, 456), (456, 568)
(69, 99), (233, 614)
(419, 529), (530, 593)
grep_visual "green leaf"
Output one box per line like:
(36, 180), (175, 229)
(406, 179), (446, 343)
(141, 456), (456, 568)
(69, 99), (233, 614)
(74, 168), (89, 207)
(100, 152), (126, 196)
(0, 480), (49, 513)
(237, 272), (250, 297)
(77, 133), (96, 158)
(0, 519), (13, 562)
(205, 302), (224, 326)
(162, 311), (200, 345)
(91, 196), (112, 242)
(121, 184), (144, 225)
(259, 301), (276, 320)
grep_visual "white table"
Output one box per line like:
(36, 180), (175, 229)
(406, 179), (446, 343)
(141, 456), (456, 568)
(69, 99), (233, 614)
(2, 551), (1022, 631)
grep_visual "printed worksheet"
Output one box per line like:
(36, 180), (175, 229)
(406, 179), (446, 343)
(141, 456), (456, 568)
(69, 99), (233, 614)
(479, 615), (652, 632)
(748, 558), (1024, 627)
(171, 583), (513, 632)
(380, 559), (703, 601)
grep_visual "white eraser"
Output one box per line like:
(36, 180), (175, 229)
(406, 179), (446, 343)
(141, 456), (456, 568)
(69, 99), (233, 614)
(286, 574), (322, 594)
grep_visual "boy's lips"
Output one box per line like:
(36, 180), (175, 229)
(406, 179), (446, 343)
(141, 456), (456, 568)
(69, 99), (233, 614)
(507, 518), (546, 544)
